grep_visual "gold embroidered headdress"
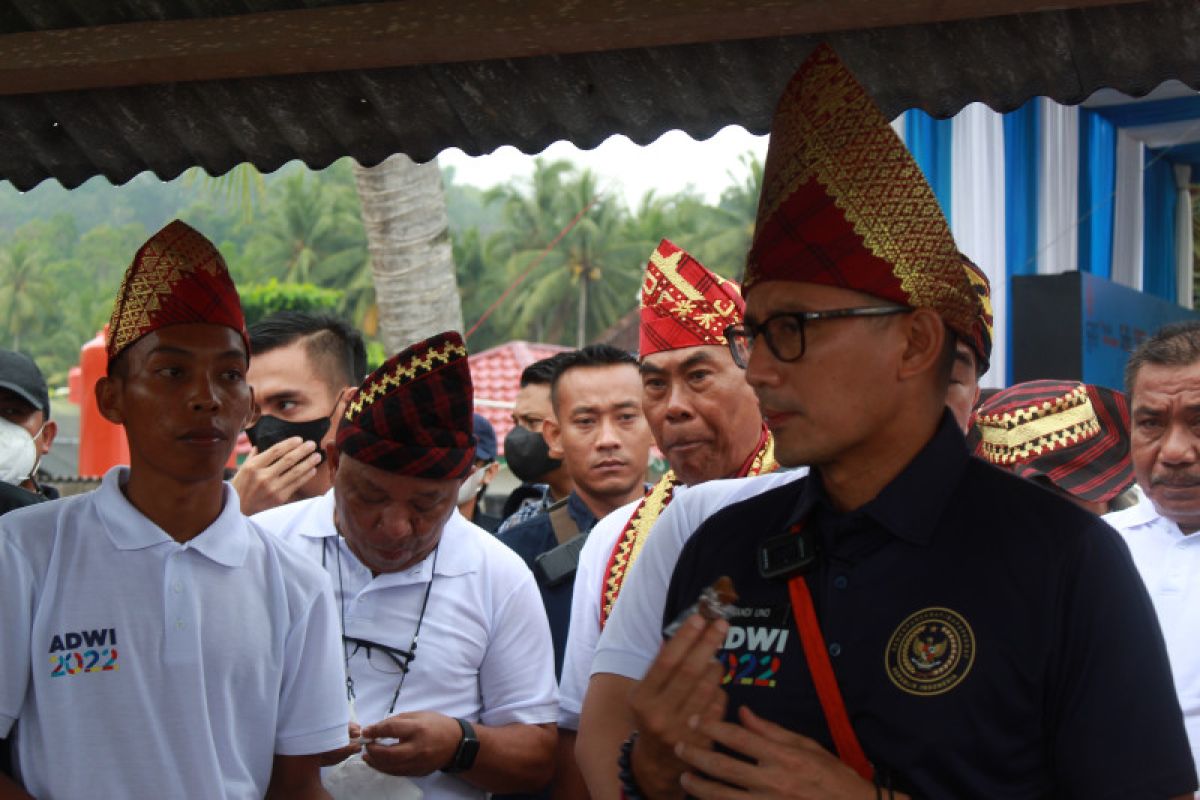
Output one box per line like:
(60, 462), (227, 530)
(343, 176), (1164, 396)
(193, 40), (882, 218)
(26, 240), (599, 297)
(744, 44), (977, 343)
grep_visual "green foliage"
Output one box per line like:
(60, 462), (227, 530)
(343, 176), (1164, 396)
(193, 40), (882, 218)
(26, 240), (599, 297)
(0, 150), (763, 387)
(240, 279), (344, 327)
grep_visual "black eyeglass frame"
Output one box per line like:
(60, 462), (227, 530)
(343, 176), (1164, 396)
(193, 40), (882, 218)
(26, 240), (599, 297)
(724, 306), (912, 368)
(325, 537), (438, 716)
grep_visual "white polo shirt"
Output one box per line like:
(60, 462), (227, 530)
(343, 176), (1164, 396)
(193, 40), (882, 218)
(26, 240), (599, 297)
(1105, 493), (1200, 778)
(254, 491), (559, 800)
(585, 470), (806, 685)
(0, 467), (349, 799)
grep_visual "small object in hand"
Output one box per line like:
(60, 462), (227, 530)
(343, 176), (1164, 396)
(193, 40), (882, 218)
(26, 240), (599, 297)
(663, 576), (739, 638)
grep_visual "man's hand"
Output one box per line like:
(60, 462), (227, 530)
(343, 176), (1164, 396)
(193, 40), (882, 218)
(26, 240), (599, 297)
(676, 706), (905, 800)
(361, 711), (462, 777)
(626, 613), (730, 799)
(232, 438), (321, 515)
(319, 721), (364, 767)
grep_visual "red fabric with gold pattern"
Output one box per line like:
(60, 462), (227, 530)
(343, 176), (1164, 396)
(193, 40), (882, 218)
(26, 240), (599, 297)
(743, 44), (977, 343)
(337, 331), (477, 479)
(961, 254), (993, 370)
(639, 239), (745, 357)
(106, 220), (249, 364)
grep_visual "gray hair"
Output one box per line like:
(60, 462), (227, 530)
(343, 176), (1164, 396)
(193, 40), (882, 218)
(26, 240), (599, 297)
(1124, 320), (1200, 398)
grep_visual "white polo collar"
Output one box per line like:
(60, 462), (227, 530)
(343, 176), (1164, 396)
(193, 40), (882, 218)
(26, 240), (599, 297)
(95, 466), (249, 568)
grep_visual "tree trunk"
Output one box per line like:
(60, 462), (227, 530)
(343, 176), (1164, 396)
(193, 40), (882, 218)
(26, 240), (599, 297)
(352, 154), (464, 353)
(576, 276), (588, 348)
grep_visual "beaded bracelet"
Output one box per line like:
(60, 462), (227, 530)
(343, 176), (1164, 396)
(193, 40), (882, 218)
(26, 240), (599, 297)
(617, 731), (645, 800)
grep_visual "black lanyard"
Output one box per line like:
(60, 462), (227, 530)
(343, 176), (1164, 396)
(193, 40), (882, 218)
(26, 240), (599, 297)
(323, 536), (437, 715)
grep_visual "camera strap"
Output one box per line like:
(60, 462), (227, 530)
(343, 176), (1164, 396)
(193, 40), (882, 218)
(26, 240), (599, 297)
(785, 521), (873, 782)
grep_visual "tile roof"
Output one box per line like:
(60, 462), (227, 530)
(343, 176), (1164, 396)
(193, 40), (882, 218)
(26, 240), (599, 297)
(468, 340), (570, 457)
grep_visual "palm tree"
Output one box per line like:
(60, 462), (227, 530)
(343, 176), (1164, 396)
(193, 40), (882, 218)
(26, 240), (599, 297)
(487, 163), (651, 346)
(0, 240), (49, 351)
(352, 154), (464, 352)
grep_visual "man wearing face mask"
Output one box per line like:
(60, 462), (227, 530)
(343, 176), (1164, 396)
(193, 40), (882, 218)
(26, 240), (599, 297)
(0, 350), (58, 514)
(253, 331), (558, 799)
(234, 312), (367, 515)
(499, 354), (576, 532)
(459, 414), (502, 532)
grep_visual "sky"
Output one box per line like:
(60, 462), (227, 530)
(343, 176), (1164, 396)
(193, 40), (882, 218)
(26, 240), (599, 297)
(438, 125), (768, 210)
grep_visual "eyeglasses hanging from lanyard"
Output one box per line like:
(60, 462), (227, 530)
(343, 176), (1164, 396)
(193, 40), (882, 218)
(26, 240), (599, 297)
(325, 536), (438, 716)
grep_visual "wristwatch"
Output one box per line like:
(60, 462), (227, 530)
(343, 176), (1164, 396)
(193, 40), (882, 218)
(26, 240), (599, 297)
(441, 717), (480, 774)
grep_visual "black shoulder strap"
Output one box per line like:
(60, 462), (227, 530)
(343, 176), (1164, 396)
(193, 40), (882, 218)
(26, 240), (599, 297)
(547, 497), (580, 546)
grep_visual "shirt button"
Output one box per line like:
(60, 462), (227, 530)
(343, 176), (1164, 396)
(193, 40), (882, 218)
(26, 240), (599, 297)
(828, 642), (842, 657)
(833, 575), (848, 590)
(175, 620), (186, 630)
(172, 581), (183, 594)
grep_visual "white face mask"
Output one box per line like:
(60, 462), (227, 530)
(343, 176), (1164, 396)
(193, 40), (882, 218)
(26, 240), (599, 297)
(0, 417), (38, 486)
(456, 465), (489, 506)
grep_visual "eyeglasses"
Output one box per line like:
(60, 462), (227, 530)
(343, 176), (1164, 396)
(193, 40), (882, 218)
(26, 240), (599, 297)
(328, 537), (438, 716)
(724, 306), (913, 368)
(343, 636), (415, 675)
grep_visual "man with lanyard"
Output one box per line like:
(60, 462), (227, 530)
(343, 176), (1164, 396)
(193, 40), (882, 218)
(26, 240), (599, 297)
(599, 45), (1196, 799)
(253, 331), (558, 800)
(0, 220), (349, 798)
(577, 246), (995, 798)
(557, 240), (779, 793)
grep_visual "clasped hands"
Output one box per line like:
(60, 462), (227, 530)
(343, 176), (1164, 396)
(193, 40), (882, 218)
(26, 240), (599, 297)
(628, 612), (891, 800)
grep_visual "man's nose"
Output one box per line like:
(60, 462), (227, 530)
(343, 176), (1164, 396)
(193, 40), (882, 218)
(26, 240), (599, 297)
(1159, 421), (1199, 466)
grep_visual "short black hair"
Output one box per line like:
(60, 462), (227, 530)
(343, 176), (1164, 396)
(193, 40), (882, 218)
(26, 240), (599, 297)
(549, 344), (638, 411)
(249, 311), (367, 390)
(1125, 320), (1200, 398)
(520, 352), (572, 388)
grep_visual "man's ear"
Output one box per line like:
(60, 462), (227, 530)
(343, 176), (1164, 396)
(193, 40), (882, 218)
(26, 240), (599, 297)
(543, 418), (564, 460)
(36, 419), (58, 456)
(95, 376), (124, 425)
(897, 308), (948, 382)
(244, 385), (260, 431)
(327, 445), (341, 475)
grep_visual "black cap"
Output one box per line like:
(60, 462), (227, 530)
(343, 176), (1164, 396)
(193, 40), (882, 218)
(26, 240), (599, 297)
(472, 413), (497, 462)
(0, 350), (49, 418)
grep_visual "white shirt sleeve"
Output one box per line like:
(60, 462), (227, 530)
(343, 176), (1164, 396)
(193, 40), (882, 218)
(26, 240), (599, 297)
(557, 501), (637, 729)
(477, 563), (559, 728)
(0, 520), (37, 738)
(274, 568), (352, 755)
(591, 471), (807, 682)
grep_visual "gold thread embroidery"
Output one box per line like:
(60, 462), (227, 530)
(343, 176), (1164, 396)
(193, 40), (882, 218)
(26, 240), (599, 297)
(344, 341), (468, 421)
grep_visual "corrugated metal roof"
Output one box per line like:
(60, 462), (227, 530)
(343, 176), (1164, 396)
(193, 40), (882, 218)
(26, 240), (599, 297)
(1, 0), (1198, 191)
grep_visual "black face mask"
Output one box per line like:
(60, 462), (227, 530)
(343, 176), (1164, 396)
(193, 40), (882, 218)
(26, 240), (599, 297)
(504, 425), (562, 483)
(245, 414), (331, 463)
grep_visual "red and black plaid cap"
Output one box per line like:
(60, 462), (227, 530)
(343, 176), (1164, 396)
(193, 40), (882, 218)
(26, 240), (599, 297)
(336, 331), (477, 479)
(973, 380), (1133, 504)
(107, 220), (249, 365)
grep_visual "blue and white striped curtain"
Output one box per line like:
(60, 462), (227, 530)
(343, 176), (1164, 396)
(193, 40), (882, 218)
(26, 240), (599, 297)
(893, 97), (1195, 387)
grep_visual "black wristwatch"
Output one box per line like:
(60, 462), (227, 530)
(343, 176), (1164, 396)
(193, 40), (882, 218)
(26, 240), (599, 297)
(441, 717), (480, 774)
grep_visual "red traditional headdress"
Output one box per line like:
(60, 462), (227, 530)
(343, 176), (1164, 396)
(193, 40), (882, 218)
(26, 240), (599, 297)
(337, 331), (477, 479)
(639, 240), (744, 358)
(961, 254), (994, 370)
(106, 220), (248, 364)
(743, 44), (977, 344)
